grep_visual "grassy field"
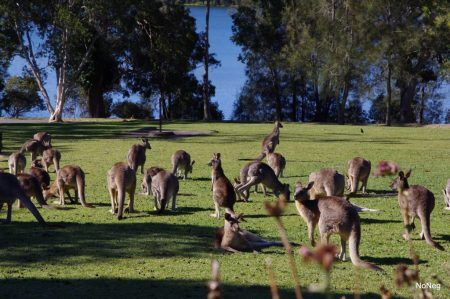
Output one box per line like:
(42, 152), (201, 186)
(0, 120), (449, 299)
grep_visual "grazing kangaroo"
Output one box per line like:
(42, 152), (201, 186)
(235, 161), (290, 202)
(0, 173), (47, 226)
(294, 182), (383, 271)
(8, 152), (26, 175)
(266, 152), (286, 178)
(20, 139), (44, 161)
(16, 173), (52, 209)
(127, 138), (151, 174)
(347, 157), (371, 194)
(261, 121), (283, 153)
(443, 179), (450, 210)
(107, 162), (136, 220)
(43, 165), (92, 208)
(171, 150), (195, 180)
(29, 162), (51, 189)
(215, 213), (284, 253)
(208, 153), (236, 219)
(234, 157), (267, 202)
(33, 132), (52, 147)
(41, 147), (61, 172)
(142, 167), (179, 213)
(390, 170), (444, 251)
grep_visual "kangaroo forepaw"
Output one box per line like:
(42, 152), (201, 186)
(402, 233), (411, 241)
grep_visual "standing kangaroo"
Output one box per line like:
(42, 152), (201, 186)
(390, 170), (444, 251)
(308, 168), (345, 198)
(294, 182), (383, 271)
(347, 157), (371, 194)
(43, 165), (92, 208)
(33, 132), (52, 147)
(107, 162), (136, 220)
(235, 161), (290, 202)
(171, 150), (195, 180)
(16, 173), (53, 209)
(41, 147), (61, 172)
(208, 153), (236, 219)
(8, 152), (26, 175)
(142, 167), (179, 213)
(234, 156), (267, 202)
(443, 179), (450, 210)
(127, 138), (151, 174)
(20, 139), (44, 161)
(0, 173), (47, 226)
(266, 152), (286, 178)
(215, 213), (284, 253)
(261, 121), (283, 153)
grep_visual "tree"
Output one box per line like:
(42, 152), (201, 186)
(203, 0), (212, 120)
(0, 75), (44, 118)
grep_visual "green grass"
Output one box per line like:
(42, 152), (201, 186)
(0, 120), (449, 299)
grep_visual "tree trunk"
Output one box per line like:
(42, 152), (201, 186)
(88, 85), (106, 118)
(385, 62), (392, 126)
(399, 78), (417, 123)
(203, 0), (212, 120)
(418, 85), (426, 125)
(337, 83), (349, 125)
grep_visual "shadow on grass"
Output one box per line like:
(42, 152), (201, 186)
(360, 218), (401, 224)
(363, 256), (428, 266)
(435, 234), (450, 241)
(0, 278), (381, 299)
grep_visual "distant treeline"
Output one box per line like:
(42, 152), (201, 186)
(231, 0), (449, 124)
(178, 0), (240, 6)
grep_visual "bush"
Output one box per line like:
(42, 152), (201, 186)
(111, 100), (152, 119)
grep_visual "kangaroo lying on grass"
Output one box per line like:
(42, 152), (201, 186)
(215, 213), (284, 253)
(107, 162), (136, 220)
(43, 165), (93, 208)
(33, 132), (52, 147)
(41, 147), (61, 172)
(443, 179), (450, 210)
(261, 121), (283, 154)
(127, 138), (151, 174)
(347, 157), (371, 194)
(294, 182), (383, 272)
(171, 150), (195, 180)
(8, 152), (26, 175)
(0, 173), (47, 226)
(142, 167), (179, 213)
(390, 170), (444, 251)
(208, 153), (236, 219)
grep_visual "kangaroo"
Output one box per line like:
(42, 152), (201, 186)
(215, 213), (284, 253)
(308, 168), (345, 198)
(142, 167), (179, 213)
(261, 120), (283, 153)
(16, 173), (53, 209)
(208, 153), (236, 219)
(266, 152), (286, 178)
(20, 139), (44, 161)
(443, 179), (450, 210)
(347, 157), (371, 194)
(234, 157), (267, 202)
(43, 165), (92, 208)
(29, 162), (51, 189)
(33, 132), (52, 147)
(41, 147), (61, 172)
(107, 162), (136, 220)
(8, 152), (26, 175)
(127, 137), (151, 174)
(0, 173), (47, 226)
(294, 181), (383, 271)
(171, 150), (195, 180)
(235, 161), (290, 202)
(390, 170), (444, 251)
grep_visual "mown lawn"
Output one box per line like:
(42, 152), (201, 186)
(0, 120), (449, 299)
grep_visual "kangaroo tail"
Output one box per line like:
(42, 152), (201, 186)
(420, 212), (444, 251)
(351, 203), (379, 213)
(76, 173), (91, 208)
(117, 187), (125, 220)
(252, 241), (284, 251)
(349, 223), (384, 272)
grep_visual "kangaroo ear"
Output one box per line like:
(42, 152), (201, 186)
(306, 181), (315, 190)
(398, 171), (405, 178)
(216, 153), (221, 159)
(405, 169), (412, 178)
(191, 160), (195, 166)
(224, 213), (232, 221)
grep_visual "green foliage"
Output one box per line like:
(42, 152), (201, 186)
(0, 75), (44, 118)
(111, 100), (152, 119)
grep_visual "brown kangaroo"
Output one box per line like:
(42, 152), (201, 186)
(20, 139), (44, 161)
(41, 147), (61, 172)
(142, 167), (179, 213)
(266, 152), (286, 178)
(234, 156), (267, 202)
(127, 138), (151, 174)
(208, 153), (236, 219)
(171, 150), (195, 180)
(294, 181), (383, 271)
(16, 173), (53, 209)
(0, 173), (47, 226)
(29, 161), (51, 189)
(33, 132), (52, 147)
(308, 168), (345, 198)
(8, 152), (26, 175)
(43, 165), (92, 208)
(443, 179), (450, 210)
(390, 170), (444, 251)
(347, 157), (371, 194)
(261, 121), (283, 153)
(235, 161), (290, 202)
(107, 162), (136, 220)
(215, 213), (284, 253)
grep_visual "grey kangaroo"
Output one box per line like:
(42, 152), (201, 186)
(171, 150), (195, 180)
(29, 161), (51, 189)
(347, 157), (371, 194)
(8, 152), (26, 175)
(20, 139), (44, 161)
(261, 121), (283, 153)
(41, 147), (61, 172)
(142, 167), (179, 213)
(390, 170), (444, 251)
(208, 153), (236, 219)
(443, 179), (450, 210)
(127, 138), (151, 174)
(16, 173), (53, 209)
(294, 182), (383, 271)
(33, 132), (52, 147)
(107, 162), (136, 220)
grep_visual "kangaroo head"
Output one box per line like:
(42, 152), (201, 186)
(208, 153), (221, 168)
(390, 169), (411, 191)
(141, 137), (151, 149)
(147, 166), (164, 177)
(32, 159), (44, 168)
(293, 181), (314, 201)
(275, 120), (283, 128)
(279, 184), (291, 201)
(188, 160), (195, 173)
(224, 213), (242, 232)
